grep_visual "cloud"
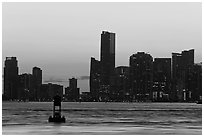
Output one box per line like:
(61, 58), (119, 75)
(78, 76), (90, 80)
(44, 78), (68, 83)
(43, 76), (90, 83)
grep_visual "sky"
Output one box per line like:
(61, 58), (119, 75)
(2, 2), (202, 92)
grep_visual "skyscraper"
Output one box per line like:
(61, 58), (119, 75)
(172, 49), (194, 101)
(172, 53), (183, 81)
(113, 66), (130, 101)
(152, 58), (171, 101)
(100, 31), (115, 86)
(184, 63), (202, 102)
(4, 57), (19, 100)
(18, 73), (33, 101)
(172, 49), (194, 81)
(181, 49), (194, 68)
(32, 67), (42, 85)
(65, 78), (80, 101)
(89, 57), (101, 100)
(32, 67), (42, 100)
(89, 31), (116, 101)
(129, 52), (153, 101)
(69, 78), (77, 89)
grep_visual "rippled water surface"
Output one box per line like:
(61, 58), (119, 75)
(2, 102), (202, 135)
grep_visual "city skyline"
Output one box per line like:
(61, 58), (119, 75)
(3, 2), (202, 91)
(3, 47), (201, 101)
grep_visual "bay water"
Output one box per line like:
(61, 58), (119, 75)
(2, 102), (202, 135)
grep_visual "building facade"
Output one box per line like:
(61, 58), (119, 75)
(65, 78), (80, 101)
(100, 31), (115, 86)
(184, 63), (202, 102)
(172, 49), (194, 101)
(32, 67), (42, 100)
(112, 66), (130, 101)
(129, 52), (153, 101)
(18, 73), (33, 101)
(152, 58), (171, 101)
(39, 83), (63, 101)
(3, 57), (19, 100)
(89, 57), (101, 101)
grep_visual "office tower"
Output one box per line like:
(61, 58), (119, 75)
(129, 52), (153, 101)
(100, 31), (115, 86)
(89, 57), (101, 100)
(181, 49), (194, 68)
(65, 78), (80, 101)
(4, 57), (19, 100)
(184, 63), (201, 102)
(172, 52), (183, 101)
(32, 67), (42, 85)
(113, 66), (130, 101)
(69, 78), (77, 89)
(32, 67), (42, 100)
(172, 53), (183, 81)
(172, 49), (194, 101)
(18, 73), (33, 101)
(152, 58), (171, 101)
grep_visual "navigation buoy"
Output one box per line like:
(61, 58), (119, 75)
(48, 95), (66, 123)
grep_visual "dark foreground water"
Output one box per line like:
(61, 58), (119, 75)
(2, 102), (202, 135)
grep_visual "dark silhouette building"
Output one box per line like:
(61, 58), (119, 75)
(69, 78), (77, 89)
(100, 31), (115, 86)
(80, 91), (92, 102)
(172, 52), (183, 101)
(187, 63), (202, 101)
(181, 49), (194, 68)
(183, 63), (201, 102)
(32, 67), (42, 100)
(172, 49), (194, 101)
(89, 31), (116, 101)
(152, 58), (171, 101)
(89, 57), (101, 101)
(65, 78), (80, 101)
(129, 52), (153, 101)
(112, 66), (130, 101)
(39, 83), (63, 101)
(18, 73), (33, 101)
(3, 57), (19, 100)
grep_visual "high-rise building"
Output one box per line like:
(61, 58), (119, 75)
(185, 64), (202, 101)
(32, 67), (42, 100)
(112, 66), (130, 101)
(65, 78), (80, 101)
(152, 58), (171, 101)
(172, 53), (183, 81)
(181, 49), (194, 68)
(89, 57), (101, 100)
(129, 52), (153, 101)
(32, 67), (42, 85)
(18, 73), (33, 101)
(172, 49), (194, 101)
(4, 57), (19, 100)
(69, 78), (77, 89)
(100, 31), (115, 86)
(114, 66), (129, 92)
(89, 31), (116, 101)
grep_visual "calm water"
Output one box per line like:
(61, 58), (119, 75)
(2, 102), (202, 135)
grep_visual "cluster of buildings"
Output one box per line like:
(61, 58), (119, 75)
(89, 31), (202, 102)
(2, 57), (80, 101)
(3, 31), (202, 102)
